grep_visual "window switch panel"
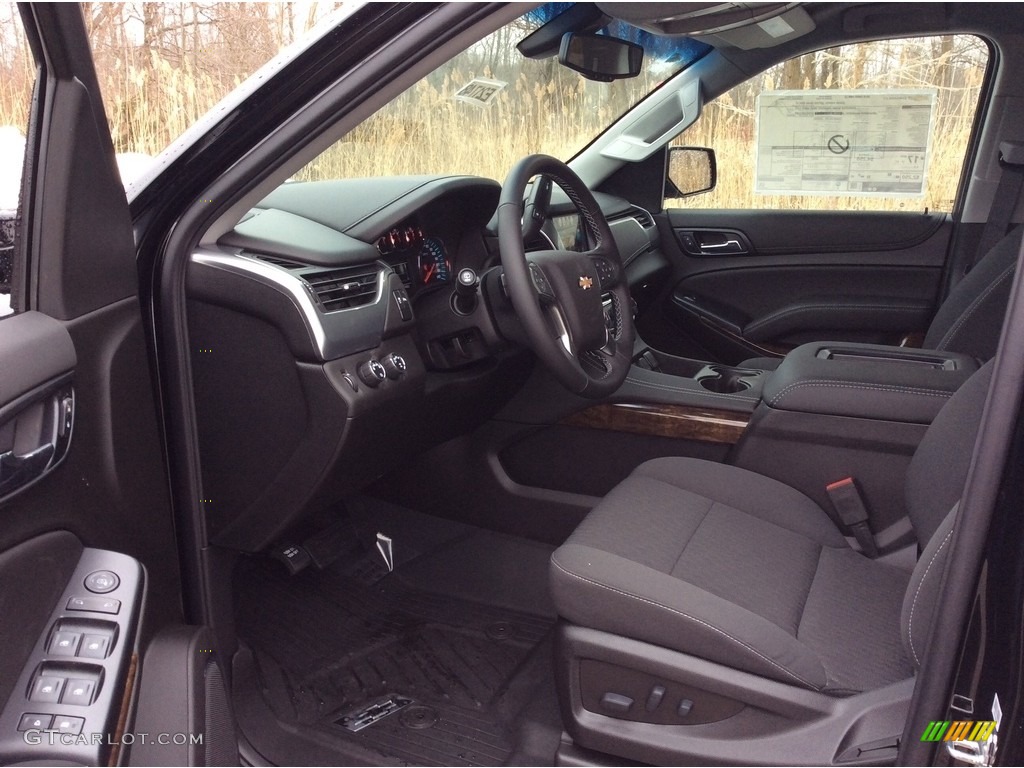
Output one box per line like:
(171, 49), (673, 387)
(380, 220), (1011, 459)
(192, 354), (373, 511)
(48, 631), (81, 657)
(66, 596), (120, 614)
(29, 676), (64, 703)
(53, 715), (84, 735)
(78, 634), (111, 660)
(60, 678), (96, 707)
(18, 714), (52, 732)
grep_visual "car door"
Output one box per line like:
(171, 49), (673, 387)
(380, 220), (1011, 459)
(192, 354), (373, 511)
(0, 5), (231, 765)
(633, 34), (990, 366)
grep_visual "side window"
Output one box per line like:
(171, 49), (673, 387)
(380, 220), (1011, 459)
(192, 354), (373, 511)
(669, 35), (988, 213)
(0, 1), (35, 316)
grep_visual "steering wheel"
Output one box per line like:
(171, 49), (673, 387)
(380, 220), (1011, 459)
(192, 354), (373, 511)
(498, 155), (635, 398)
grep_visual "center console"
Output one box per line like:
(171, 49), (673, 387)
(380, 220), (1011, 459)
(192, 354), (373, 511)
(760, 342), (977, 424)
(727, 341), (978, 554)
(597, 339), (978, 556)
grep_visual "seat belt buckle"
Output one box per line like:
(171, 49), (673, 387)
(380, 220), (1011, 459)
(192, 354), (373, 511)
(826, 477), (879, 558)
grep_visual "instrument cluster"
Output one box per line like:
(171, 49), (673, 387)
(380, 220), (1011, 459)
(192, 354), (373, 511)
(377, 225), (452, 289)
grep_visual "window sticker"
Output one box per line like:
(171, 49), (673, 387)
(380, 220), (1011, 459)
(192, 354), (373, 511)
(755, 89), (936, 197)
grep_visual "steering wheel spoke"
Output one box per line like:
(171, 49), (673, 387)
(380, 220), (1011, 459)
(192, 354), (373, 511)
(544, 304), (575, 357)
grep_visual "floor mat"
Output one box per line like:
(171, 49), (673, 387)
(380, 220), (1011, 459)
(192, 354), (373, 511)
(232, 501), (561, 766)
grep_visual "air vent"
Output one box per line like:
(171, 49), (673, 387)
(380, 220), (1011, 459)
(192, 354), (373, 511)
(304, 265), (380, 312)
(247, 252), (304, 270)
(628, 207), (655, 229)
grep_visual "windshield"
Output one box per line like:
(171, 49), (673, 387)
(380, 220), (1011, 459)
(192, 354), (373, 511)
(296, 3), (709, 183)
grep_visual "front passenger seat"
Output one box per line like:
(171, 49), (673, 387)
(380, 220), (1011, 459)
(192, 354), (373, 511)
(550, 360), (992, 762)
(743, 227), (1021, 370)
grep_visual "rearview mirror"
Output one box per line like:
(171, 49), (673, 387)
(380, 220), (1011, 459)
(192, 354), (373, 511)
(558, 32), (643, 82)
(665, 146), (717, 199)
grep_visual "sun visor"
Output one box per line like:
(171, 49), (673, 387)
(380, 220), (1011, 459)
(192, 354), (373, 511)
(601, 80), (702, 162)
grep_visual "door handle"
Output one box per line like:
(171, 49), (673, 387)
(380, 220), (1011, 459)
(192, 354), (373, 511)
(0, 443), (56, 497)
(675, 228), (751, 257)
(0, 387), (74, 501)
(700, 238), (744, 253)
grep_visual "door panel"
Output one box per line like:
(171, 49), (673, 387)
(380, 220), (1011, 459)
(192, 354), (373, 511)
(0, 313), (75, 503)
(643, 209), (953, 364)
(0, 5), (197, 765)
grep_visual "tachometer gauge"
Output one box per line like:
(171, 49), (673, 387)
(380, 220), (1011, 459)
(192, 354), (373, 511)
(418, 237), (451, 286)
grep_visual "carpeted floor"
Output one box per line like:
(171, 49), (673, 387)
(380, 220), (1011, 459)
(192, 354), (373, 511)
(232, 498), (563, 766)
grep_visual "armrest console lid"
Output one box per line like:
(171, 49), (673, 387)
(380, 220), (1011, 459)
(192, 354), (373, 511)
(762, 342), (979, 423)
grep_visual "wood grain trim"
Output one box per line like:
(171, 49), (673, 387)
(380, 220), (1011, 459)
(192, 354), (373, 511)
(561, 402), (750, 445)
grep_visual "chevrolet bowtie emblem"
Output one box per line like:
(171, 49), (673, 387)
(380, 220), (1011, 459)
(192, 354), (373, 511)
(579, 275), (594, 290)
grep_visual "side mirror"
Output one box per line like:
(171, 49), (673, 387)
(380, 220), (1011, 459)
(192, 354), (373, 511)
(665, 146), (717, 199)
(558, 32), (643, 82)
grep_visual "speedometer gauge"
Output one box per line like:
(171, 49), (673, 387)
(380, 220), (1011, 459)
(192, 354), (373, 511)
(418, 237), (451, 286)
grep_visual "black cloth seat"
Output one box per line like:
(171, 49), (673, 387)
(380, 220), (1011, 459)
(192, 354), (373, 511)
(551, 361), (993, 694)
(741, 227), (1022, 371)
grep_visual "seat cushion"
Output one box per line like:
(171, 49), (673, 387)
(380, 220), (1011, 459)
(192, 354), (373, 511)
(550, 457), (913, 694)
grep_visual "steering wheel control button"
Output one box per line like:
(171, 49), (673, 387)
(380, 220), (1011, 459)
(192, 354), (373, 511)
(78, 634), (111, 660)
(383, 354), (407, 380)
(593, 258), (616, 287)
(54, 716), (85, 735)
(84, 570), (119, 593)
(67, 596), (121, 614)
(61, 679), (97, 707)
(358, 359), (387, 388)
(599, 692), (634, 715)
(48, 631), (82, 657)
(528, 264), (553, 297)
(30, 676), (65, 703)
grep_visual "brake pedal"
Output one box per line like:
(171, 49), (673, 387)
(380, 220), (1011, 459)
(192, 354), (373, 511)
(303, 518), (360, 569)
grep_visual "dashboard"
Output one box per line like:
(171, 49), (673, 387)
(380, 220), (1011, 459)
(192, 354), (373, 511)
(185, 174), (665, 553)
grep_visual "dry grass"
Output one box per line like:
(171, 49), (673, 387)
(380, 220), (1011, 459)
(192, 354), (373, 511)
(0, 16), (987, 215)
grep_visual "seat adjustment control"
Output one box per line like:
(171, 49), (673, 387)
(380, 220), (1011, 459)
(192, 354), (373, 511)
(645, 685), (666, 711)
(357, 359), (386, 388)
(600, 692), (634, 715)
(678, 698), (694, 717)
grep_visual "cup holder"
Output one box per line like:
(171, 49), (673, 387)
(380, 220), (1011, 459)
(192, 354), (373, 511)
(696, 365), (760, 394)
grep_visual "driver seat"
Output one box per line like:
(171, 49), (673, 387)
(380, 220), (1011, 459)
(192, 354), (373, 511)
(549, 360), (993, 763)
